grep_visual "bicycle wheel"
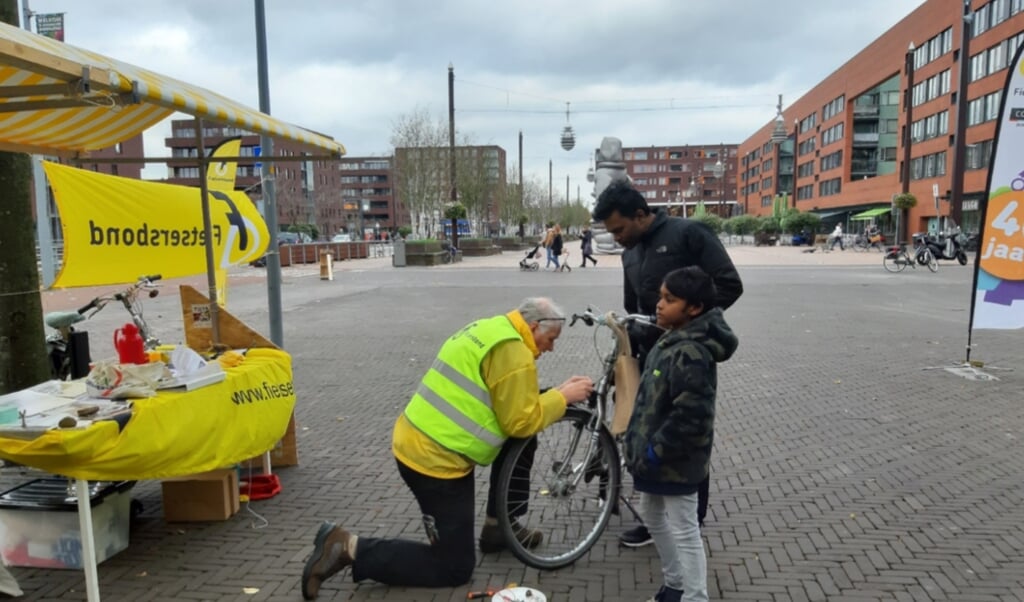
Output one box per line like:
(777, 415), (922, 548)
(924, 249), (938, 272)
(495, 407), (621, 570)
(883, 250), (907, 272)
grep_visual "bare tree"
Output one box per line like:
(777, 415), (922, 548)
(390, 107), (448, 238)
(0, 0), (49, 394)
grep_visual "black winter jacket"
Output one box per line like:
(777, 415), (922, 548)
(622, 211), (743, 353)
(623, 308), (738, 494)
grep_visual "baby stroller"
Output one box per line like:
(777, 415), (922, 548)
(519, 244), (541, 271)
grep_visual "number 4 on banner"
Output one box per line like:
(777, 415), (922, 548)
(991, 201), (1021, 237)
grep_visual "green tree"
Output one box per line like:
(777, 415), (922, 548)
(781, 211), (822, 235)
(693, 213), (723, 235)
(0, 0), (49, 394)
(724, 215), (759, 243)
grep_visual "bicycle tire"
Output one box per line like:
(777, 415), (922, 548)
(925, 249), (938, 272)
(495, 406), (621, 570)
(883, 251), (907, 273)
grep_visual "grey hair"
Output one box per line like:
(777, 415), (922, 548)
(517, 297), (565, 333)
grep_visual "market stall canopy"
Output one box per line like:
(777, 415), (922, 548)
(850, 207), (891, 220)
(0, 21), (345, 157)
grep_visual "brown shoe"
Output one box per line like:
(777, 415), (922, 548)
(302, 522), (354, 600)
(478, 520), (543, 553)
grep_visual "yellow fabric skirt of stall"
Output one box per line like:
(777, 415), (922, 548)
(0, 348), (296, 481)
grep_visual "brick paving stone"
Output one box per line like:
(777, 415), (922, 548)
(4, 250), (1023, 600)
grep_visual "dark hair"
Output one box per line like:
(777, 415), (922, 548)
(592, 181), (651, 221)
(663, 266), (717, 312)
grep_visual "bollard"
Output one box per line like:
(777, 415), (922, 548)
(319, 249), (333, 281)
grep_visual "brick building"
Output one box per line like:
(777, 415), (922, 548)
(621, 144), (739, 217)
(739, 0), (1024, 235)
(163, 118), (354, 239)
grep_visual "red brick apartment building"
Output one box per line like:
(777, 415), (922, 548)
(739, 0), (1024, 235)
(622, 144), (739, 217)
(164, 119), (398, 239)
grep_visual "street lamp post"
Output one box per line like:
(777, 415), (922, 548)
(360, 199), (370, 242)
(770, 94), (791, 213)
(687, 176), (699, 217)
(950, 0), (973, 228)
(900, 41), (916, 245)
(713, 152), (725, 217)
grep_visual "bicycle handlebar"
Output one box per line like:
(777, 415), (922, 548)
(569, 308), (658, 330)
(80, 275), (162, 316)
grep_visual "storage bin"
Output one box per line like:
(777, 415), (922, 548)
(0, 478), (132, 569)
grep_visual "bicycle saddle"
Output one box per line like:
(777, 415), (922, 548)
(45, 311), (86, 329)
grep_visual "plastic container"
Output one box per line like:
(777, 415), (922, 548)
(113, 323), (147, 364)
(0, 479), (132, 569)
(239, 474), (281, 500)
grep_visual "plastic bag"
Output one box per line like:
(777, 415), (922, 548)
(85, 360), (170, 399)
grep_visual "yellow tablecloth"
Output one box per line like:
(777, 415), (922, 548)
(0, 348), (296, 480)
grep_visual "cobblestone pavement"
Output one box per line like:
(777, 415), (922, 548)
(7, 247), (1024, 601)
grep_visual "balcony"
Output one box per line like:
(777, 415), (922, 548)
(850, 160), (878, 176)
(852, 105), (879, 116)
(852, 133), (879, 145)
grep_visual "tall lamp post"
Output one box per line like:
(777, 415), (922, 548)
(950, 0), (973, 228)
(770, 94), (790, 213)
(900, 41), (916, 245)
(713, 151), (725, 217)
(359, 199), (370, 242)
(686, 176), (699, 217)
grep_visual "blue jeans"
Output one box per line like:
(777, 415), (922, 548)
(640, 492), (708, 601)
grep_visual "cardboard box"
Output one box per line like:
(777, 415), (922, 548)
(241, 414), (299, 470)
(161, 469), (240, 522)
(0, 479), (131, 569)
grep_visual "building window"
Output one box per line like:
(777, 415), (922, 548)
(819, 178), (841, 197)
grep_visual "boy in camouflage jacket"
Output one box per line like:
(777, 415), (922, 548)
(624, 266), (739, 602)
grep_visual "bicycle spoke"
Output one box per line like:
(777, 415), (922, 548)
(495, 408), (620, 569)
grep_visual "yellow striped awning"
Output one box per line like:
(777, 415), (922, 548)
(0, 21), (345, 157)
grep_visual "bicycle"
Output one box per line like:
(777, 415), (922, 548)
(883, 239), (937, 273)
(493, 308), (661, 569)
(45, 274), (163, 379)
(440, 242), (458, 264)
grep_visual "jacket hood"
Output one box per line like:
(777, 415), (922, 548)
(657, 307), (738, 362)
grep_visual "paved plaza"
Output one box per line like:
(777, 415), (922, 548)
(6, 245), (1024, 601)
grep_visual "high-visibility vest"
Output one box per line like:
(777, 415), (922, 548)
(403, 315), (522, 465)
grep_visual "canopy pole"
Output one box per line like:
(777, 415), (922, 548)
(194, 118), (221, 345)
(256, 0), (283, 347)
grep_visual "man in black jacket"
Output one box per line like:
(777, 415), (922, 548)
(593, 180), (743, 547)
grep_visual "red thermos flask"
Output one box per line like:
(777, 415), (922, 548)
(113, 323), (147, 364)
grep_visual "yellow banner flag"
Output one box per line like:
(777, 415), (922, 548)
(44, 161), (269, 289)
(207, 138), (243, 306)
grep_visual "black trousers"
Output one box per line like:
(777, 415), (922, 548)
(352, 439), (536, 587)
(352, 459), (476, 587)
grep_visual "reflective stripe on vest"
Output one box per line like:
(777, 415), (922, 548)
(403, 315), (522, 465)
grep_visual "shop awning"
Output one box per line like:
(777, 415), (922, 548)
(0, 21), (345, 156)
(812, 209), (850, 220)
(850, 207), (891, 220)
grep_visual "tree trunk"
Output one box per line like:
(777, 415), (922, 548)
(0, 0), (51, 394)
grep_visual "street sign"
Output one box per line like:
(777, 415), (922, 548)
(254, 145), (262, 172)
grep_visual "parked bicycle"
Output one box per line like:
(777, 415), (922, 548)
(492, 308), (661, 569)
(45, 275), (162, 380)
(883, 237), (937, 273)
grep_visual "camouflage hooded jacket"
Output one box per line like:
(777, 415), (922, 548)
(623, 307), (739, 494)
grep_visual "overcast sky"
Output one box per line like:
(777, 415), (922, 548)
(26, 0), (925, 201)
